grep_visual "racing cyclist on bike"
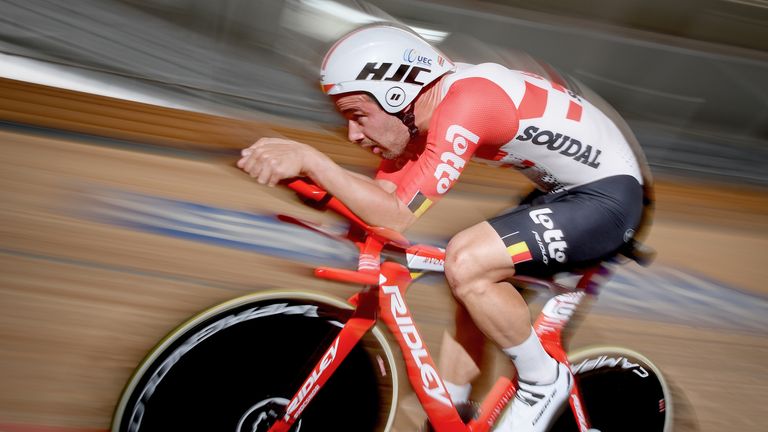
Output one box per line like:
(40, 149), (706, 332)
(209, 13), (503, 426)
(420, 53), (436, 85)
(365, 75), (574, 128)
(237, 23), (652, 432)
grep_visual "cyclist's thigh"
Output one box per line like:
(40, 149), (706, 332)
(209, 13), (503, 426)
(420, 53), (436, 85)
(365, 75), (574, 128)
(488, 175), (642, 276)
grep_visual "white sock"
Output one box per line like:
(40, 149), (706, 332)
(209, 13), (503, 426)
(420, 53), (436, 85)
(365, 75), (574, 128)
(444, 380), (472, 404)
(502, 327), (558, 385)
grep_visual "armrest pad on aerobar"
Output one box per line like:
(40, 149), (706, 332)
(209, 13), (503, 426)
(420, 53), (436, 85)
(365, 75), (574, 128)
(284, 178), (410, 248)
(284, 178), (364, 224)
(369, 226), (410, 248)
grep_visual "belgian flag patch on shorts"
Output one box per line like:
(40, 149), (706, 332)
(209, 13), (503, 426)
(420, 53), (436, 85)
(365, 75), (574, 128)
(507, 241), (533, 264)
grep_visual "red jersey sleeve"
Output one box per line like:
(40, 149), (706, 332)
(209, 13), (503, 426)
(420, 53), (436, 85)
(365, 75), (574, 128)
(376, 77), (520, 217)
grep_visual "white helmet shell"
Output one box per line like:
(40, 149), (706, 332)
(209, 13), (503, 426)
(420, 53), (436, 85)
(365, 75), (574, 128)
(320, 23), (455, 114)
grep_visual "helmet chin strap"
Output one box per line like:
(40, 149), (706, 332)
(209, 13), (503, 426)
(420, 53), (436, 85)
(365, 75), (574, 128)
(395, 104), (419, 139)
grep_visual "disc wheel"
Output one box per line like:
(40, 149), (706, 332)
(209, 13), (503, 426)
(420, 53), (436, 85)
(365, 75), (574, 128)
(112, 291), (398, 432)
(550, 346), (672, 432)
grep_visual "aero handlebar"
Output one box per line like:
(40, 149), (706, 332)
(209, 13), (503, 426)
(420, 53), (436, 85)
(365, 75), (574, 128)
(284, 178), (409, 248)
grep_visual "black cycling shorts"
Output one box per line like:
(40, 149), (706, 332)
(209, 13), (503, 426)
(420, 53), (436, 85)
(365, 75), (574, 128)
(489, 175), (643, 277)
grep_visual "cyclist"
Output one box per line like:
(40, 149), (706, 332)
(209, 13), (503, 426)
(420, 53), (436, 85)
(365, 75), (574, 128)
(237, 23), (652, 432)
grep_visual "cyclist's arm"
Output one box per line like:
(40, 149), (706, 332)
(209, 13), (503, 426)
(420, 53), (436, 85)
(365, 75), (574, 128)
(302, 152), (416, 231)
(239, 77), (518, 231)
(238, 137), (415, 231)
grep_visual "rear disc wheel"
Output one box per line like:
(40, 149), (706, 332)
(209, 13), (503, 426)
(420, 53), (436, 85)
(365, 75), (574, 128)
(550, 346), (672, 432)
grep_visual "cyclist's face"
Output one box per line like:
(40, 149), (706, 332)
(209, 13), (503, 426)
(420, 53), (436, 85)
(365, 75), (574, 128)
(334, 93), (410, 160)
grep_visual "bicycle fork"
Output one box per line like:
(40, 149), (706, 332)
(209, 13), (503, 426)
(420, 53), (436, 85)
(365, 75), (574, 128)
(267, 287), (379, 432)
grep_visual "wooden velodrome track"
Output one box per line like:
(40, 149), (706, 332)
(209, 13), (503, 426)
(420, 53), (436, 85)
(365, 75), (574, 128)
(1, 79), (766, 431)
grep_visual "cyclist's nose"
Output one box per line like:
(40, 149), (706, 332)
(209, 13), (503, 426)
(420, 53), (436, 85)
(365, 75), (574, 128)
(348, 120), (365, 143)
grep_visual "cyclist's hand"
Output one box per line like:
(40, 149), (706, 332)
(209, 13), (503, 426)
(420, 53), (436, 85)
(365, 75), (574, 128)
(237, 138), (315, 186)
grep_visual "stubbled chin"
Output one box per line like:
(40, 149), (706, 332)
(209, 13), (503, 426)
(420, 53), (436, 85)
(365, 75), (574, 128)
(373, 146), (398, 160)
(381, 151), (399, 160)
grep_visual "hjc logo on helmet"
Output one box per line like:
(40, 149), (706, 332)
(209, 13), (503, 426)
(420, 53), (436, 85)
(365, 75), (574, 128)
(320, 23), (455, 114)
(355, 62), (432, 86)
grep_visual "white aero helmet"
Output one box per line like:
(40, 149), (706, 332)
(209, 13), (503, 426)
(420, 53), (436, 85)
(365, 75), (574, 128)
(320, 23), (455, 114)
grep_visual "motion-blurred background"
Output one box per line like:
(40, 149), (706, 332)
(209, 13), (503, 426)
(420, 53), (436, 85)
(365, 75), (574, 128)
(1, 1), (766, 431)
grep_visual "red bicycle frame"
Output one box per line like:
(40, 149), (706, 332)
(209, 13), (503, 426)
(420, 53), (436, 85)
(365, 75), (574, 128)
(267, 179), (595, 432)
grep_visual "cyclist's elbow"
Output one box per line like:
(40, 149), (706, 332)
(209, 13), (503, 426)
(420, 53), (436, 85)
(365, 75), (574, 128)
(388, 218), (414, 233)
(377, 208), (415, 233)
(383, 202), (417, 233)
(368, 190), (415, 232)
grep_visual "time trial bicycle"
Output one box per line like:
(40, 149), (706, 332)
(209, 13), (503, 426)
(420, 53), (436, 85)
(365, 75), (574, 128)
(111, 178), (672, 432)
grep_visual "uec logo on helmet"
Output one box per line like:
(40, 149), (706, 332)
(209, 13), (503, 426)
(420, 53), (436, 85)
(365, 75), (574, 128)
(403, 49), (432, 66)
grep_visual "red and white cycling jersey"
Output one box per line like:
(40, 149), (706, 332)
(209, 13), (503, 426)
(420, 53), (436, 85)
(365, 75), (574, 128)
(376, 62), (643, 217)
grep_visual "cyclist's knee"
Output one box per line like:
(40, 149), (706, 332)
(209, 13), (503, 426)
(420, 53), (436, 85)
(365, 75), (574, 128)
(445, 222), (517, 298)
(445, 234), (490, 298)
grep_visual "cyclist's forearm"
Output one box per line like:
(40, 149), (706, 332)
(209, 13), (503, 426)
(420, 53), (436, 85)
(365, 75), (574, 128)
(305, 153), (415, 231)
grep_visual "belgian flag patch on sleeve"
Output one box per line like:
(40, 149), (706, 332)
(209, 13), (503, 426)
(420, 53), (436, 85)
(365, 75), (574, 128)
(407, 191), (433, 217)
